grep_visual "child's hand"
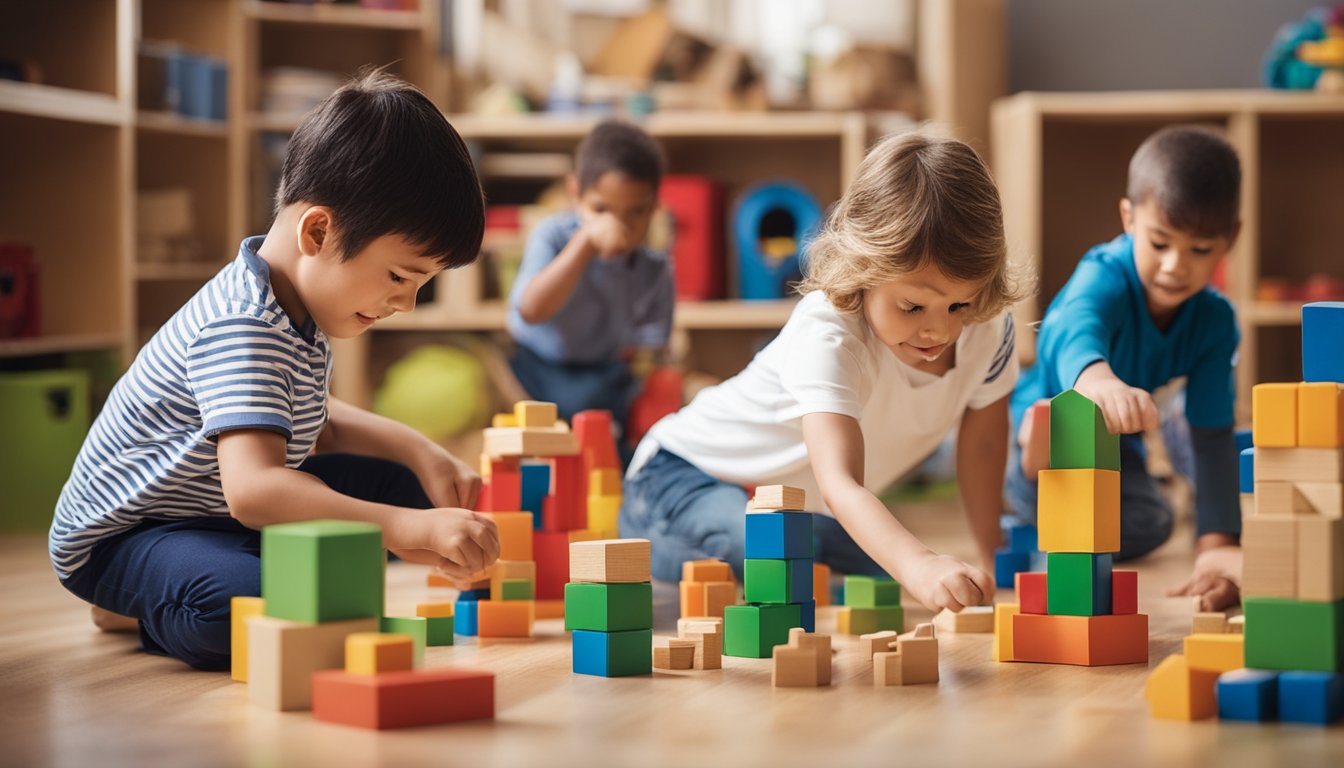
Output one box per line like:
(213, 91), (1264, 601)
(583, 213), (632, 258)
(1074, 364), (1159, 434)
(903, 552), (996, 613)
(416, 448), (482, 511)
(1167, 544), (1242, 612)
(387, 508), (500, 581)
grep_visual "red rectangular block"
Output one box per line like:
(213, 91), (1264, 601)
(312, 668), (494, 730)
(1016, 571), (1047, 615)
(534, 530), (570, 600)
(1012, 613), (1148, 666)
(543, 455), (587, 531)
(1111, 570), (1137, 615)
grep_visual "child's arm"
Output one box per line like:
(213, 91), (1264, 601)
(956, 395), (1010, 575)
(318, 398), (480, 510)
(217, 429), (500, 581)
(803, 411), (994, 612)
(516, 214), (629, 324)
(1074, 360), (1160, 434)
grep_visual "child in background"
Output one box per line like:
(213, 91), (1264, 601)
(51, 71), (500, 669)
(622, 132), (1022, 613)
(1005, 124), (1244, 611)
(507, 120), (675, 450)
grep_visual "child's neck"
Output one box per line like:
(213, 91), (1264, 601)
(257, 212), (312, 329)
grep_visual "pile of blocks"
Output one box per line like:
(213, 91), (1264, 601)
(567, 539), (654, 677)
(836, 575), (903, 636)
(994, 389), (1148, 666)
(725, 485), (815, 658)
(454, 509), (537, 639)
(872, 622), (939, 686)
(673, 616), (724, 670)
(679, 558), (736, 619)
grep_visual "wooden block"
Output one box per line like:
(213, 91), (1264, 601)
(1049, 389), (1120, 471)
(261, 520), (383, 624)
(1244, 597), (1344, 672)
(482, 425), (578, 458)
(1298, 482), (1344, 518)
(772, 644), (818, 687)
(1299, 383), (1344, 448)
(489, 560), (537, 601)
(842, 606), (904, 635)
(478, 512), (534, 560)
(679, 580), (706, 619)
(1254, 383), (1299, 448)
(379, 616), (428, 662)
(230, 596), (265, 683)
(547, 454), (587, 531)
(873, 651), (902, 686)
(744, 512), (814, 559)
(415, 601), (454, 619)
(1037, 469), (1121, 553)
(312, 667), (494, 729)
(564, 581), (652, 632)
(1184, 633), (1245, 673)
(788, 627), (832, 686)
(724, 603), (802, 658)
(1046, 552), (1113, 616)
(587, 494), (621, 534)
(682, 559), (734, 583)
(1192, 612), (1228, 634)
(836, 606), (851, 635)
(1255, 447), (1344, 483)
(813, 562), (831, 606)
(1255, 481), (1312, 516)
(1242, 515), (1298, 599)
(933, 606), (994, 633)
(1145, 655), (1218, 721)
(1304, 302), (1344, 383)
(895, 624), (939, 685)
(1016, 571), (1047, 614)
(568, 539), (651, 583)
(703, 581), (734, 619)
(589, 468), (623, 496)
(1297, 515), (1344, 601)
(677, 616), (724, 636)
(572, 628), (652, 677)
(1112, 570), (1138, 615)
(744, 557), (812, 603)
(843, 575), (901, 607)
(1011, 612), (1148, 666)
(492, 413), (518, 428)
(514, 400), (557, 427)
(653, 638), (697, 670)
(476, 600), (534, 638)
(992, 603), (1019, 662)
(345, 632), (414, 676)
(1241, 492), (1256, 519)
(858, 630), (899, 658)
(1228, 614), (1245, 634)
(678, 618), (724, 671)
(247, 615), (378, 711)
(534, 599), (565, 619)
(750, 485), (806, 511)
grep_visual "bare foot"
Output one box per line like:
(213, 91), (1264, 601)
(91, 606), (139, 633)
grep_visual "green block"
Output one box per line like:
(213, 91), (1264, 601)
(424, 616), (455, 646)
(1046, 552), (1113, 616)
(843, 575), (901, 607)
(1244, 597), (1344, 673)
(1049, 389), (1120, 471)
(846, 606), (904, 635)
(500, 579), (534, 600)
(573, 628), (653, 676)
(262, 520), (384, 622)
(0, 370), (89, 532)
(743, 558), (811, 603)
(564, 582), (653, 632)
(380, 616), (427, 664)
(724, 603), (801, 658)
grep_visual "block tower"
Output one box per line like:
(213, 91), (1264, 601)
(567, 539), (654, 676)
(725, 485), (815, 658)
(994, 389), (1148, 666)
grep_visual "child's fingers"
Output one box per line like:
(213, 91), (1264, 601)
(1139, 394), (1160, 431)
(946, 575), (984, 611)
(968, 567), (996, 604)
(458, 476), (482, 511)
(470, 513), (502, 562)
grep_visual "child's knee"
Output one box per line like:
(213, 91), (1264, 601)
(1119, 501), (1174, 561)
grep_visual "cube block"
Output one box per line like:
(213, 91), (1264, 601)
(1242, 516), (1298, 598)
(1254, 383), (1299, 447)
(476, 600), (534, 638)
(345, 632), (414, 675)
(1299, 383), (1344, 448)
(1145, 655), (1218, 720)
(479, 512), (533, 560)
(247, 615), (379, 711)
(1016, 571), (1047, 614)
(995, 550), (1031, 590)
(744, 557), (813, 604)
(724, 603), (802, 658)
(312, 667), (494, 729)
(1298, 515), (1344, 602)
(261, 520), (383, 623)
(572, 628), (652, 677)
(1012, 612), (1148, 666)
(1303, 302), (1344, 383)
(843, 575), (901, 607)
(564, 582), (653, 632)
(520, 462), (550, 525)
(378, 617), (427, 665)
(744, 512), (814, 559)
(1216, 669), (1278, 722)
(1046, 552), (1112, 616)
(454, 599), (478, 636)
(682, 559), (734, 583)
(568, 539), (651, 583)
(839, 605), (904, 636)
(1037, 469), (1121, 553)
(1243, 597), (1344, 672)
(1184, 633), (1244, 673)
(1278, 671), (1344, 725)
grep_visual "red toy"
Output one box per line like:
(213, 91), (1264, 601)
(0, 244), (40, 338)
(660, 175), (724, 301)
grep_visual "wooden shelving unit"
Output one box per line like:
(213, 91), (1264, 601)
(992, 89), (1344, 422)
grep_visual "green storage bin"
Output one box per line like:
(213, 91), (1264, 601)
(0, 370), (89, 532)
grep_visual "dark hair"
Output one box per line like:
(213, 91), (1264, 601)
(276, 68), (485, 267)
(575, 119), (665, 192)
(1126, 124), (1241, 238)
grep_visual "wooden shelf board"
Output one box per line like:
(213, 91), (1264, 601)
(0, 80), (125, 126)
(449, 111), (859, 141)
(1245, 301), (1306, 326)
(371, 299), (798, 332)
(242, 0), (425, 30)
(1009, 89), (1344, 119)
(0, 333), (124, 360)
(136, 111), (229, 138)
(134, 262), (226, 281)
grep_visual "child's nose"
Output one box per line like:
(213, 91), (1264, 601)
(388, 288), (416, 313)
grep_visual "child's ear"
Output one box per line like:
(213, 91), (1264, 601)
(1118, 198), (1135, 234)
(296, 206), (334, 257)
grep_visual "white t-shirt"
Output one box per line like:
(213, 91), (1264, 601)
(631, 291), (1019, 515)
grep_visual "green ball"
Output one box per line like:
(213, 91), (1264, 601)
(373, 345), (486, 440)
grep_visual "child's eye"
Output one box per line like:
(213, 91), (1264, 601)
(902, 304), (923, 315)
(389, 272), (405, 284)
(1150, 241), (1169, 251)
(949, 302), (969, 314)
(1192, 246), (1214, 256)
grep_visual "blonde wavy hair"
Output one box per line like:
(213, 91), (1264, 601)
(798, 131), (1023, 323)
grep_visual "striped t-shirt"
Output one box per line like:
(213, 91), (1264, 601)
(50, 237), (331, 579)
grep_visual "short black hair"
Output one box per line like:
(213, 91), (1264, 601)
(1126, 124), (1241, 238)
(276, 68), (484, 267)
(575, 119), (665, 192)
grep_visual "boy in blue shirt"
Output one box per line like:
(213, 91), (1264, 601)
(1005, 124), (1243, 611)
(52, 71), (500, 669)
(507, 120), (675, 448)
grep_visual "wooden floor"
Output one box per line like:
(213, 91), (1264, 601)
(3, 500), (1340, 768)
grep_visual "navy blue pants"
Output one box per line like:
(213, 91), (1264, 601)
(59, 454), (430, 671)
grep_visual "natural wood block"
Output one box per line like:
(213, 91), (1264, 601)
(1011, 613), (1148, 666)
(345, 632), (414, 676)
(1298, 515), (1344, 601)
(653, 638), (697, 670)
(1191, 612), (1228, 634)
(813, 562), (831, 606)
(772, 645), (818, 687)
(1184, 633), (1245, 673)
(750, 485), (805, 511)
(933, 605), (994, 633)
(489, 560), (537, 601)
(247, 616), (378, 711)
(312, 668), (494, 730)
(1298, 382), (1344, 448)
(858, 630), (899, 658)
(568, 539), (651, 583)
(1298, 482), (1344, 518)
(873, 651), (902, 686)
(682, 559), (734, 583)
(589, 468), (623, 496)
(1253, 383), (1299, 447)
(478, 512), (534, 560)
(787, 627), (832, 686)
(1255, 447), (1344, 483)
(1254, 481), (1312, 516)
(415, 602), (454, 619)
(895, 624), (939, 685)
(1037, 469), (1120, 553)
(514, 400), (557, 427)
(230, 596), (265, 683)
(992, 603), (1019, 662)
(678, 617), (723, 670)
(1145, 655), (1218, 721)
(476, 600), (534, 638)
(1242, 515), (1298, 599)
(1241, 492), (1256, 519)
(1228, 614), (1245, 634)
(482, 426), (579, 458)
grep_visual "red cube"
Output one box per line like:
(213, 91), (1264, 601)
(1016, 571), (1047, 615)
(1111, 570), (1138, 615)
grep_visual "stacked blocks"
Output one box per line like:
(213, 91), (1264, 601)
(568, 539), (653, 676)
(837, 575), (904, 636)
(472, 510), (537, 639)
(996, 389), (1147, 666)
(726, 486), (815, 657)
(676, 616), (724, 670)
(679, 559), (736, 619)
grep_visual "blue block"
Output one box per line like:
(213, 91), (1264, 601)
(830, 581), (844, 606)
(744, 512), (814, 559)
(454, 599), (478, 636)
(1005, 522), (1038, 553)
(455, 587), (489, 602)
(571, 628), (653, 677)
(799, 599), (816, 633)
(520, 463), (550, 529)
(1303, 302), (1344, 383)
(1239, 447), (1255, 493)
(744, 557), (813, 604)
(1217, 669), (1278, 722)
(1235, 428), (1253, 453)
(995, 549), (1031, 588)
(1279, 671), (1344, 725)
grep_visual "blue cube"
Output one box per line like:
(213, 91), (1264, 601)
(454, 599), (478, 636)
(521, 462), (551, 529)
(1216, 669), (1278, 722)
(995, 549), (1031, 589)
(572, 628), (653, 677)
(455, 587), (489, 602)
(1239, 448), (1255, 494)
(1005, 522), (1038, 553)
(1279, 671), (1344, 725)
(798, 599), (816, 633)
(1303, 302), (1344, 383)
(744, 512), (814, 559)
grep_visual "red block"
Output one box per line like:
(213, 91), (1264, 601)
(1016, 571), (1047, 615)
(533, 530), (570, 600)
(312, 668), (494, 730)
(1111, 570), (1138, 615)
(1012, 613), (1148, 666)
(544, 455), (586, 531)
(627, 367), (682, 448)
(573, 410), (619, 471)
(659, 175), (724, 301)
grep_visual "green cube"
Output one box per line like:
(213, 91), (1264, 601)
(846, 606), (904, 635)
(843, 575), (901, 607)
(423, 616), (455, 646)
(1049, 389), (1120, 471)
(564, 582), (653, 632)
(379, 616), (427, 664)
(262, 520), (384, 623)
(572, 628), (653, 676)
(724, 603), (801, 658)
(743, 558), (812, 603)
(1046, 552), (1113, 616)
(500, 579), (534, 600)
(1244, 597), (1344, 673)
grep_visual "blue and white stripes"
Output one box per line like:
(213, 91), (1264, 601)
(984, 313), (1016, 384)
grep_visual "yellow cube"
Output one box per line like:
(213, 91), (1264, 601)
(590, 468), (623, 496)
(1183, 633), (1244, 674)
(836, 606), (852, 635)
(230, 596), (266, 682)
(1298, 382), (1344, 448)
(492, 412), (518, 428)
(345, 632), (414, 676)
(588, 494), (621, 534)
(1037, 468), (1120, 553)
(514, 400), (557, 427)
(1253, 383), (1298, 447)
(415, 601), (455, 619)
(991, 603), (1019, 662)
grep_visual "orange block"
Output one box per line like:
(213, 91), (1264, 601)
(1253, 383), (1298, 448)
(1299, 383), (1344, 448)
(312, 668), (494, 730)
(479, 511), (534, 561)
(813, 562), (831, 607)
(415, 602), (454, 619)
(680, 580), (734, 619)
(535, 599), (565, 619)
(680, 580), (707, 618)
(476, 600), (534, 638)
(681, 559), (734, 583)
(1144, 655), (1218, 721)
(1011, 612), (1148, 666)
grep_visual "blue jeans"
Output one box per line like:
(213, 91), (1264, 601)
(59, 454), (430, 671)
(1003, 434), (1174, 561)
(620, 448), (886, 582)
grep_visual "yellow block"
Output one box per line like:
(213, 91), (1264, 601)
(590, 468), (623, 496)
(1037, 469), (1120, 553)
(514, 400), (557, 427)
(991, 603), (1019, 662)
(492, 413), (518, 428)
(1299, 383), (1344, 449)
(1183, 633), (1244, 673)
(345, 632), (414, 676)
(230, 596), (266, 683)
(1253, 383), (1298, 448)
(836, 607), (851, 635)
(415, 601), (455, 619)
(1145, 654), (1218, 721)
(588, 494), (621, 534)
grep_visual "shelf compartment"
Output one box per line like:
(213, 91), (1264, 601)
(243, 0), (425, 30)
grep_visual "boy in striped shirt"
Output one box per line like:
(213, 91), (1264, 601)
(51, 71), (500, 669)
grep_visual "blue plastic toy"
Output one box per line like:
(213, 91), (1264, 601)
(733, 181), (822, 300)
